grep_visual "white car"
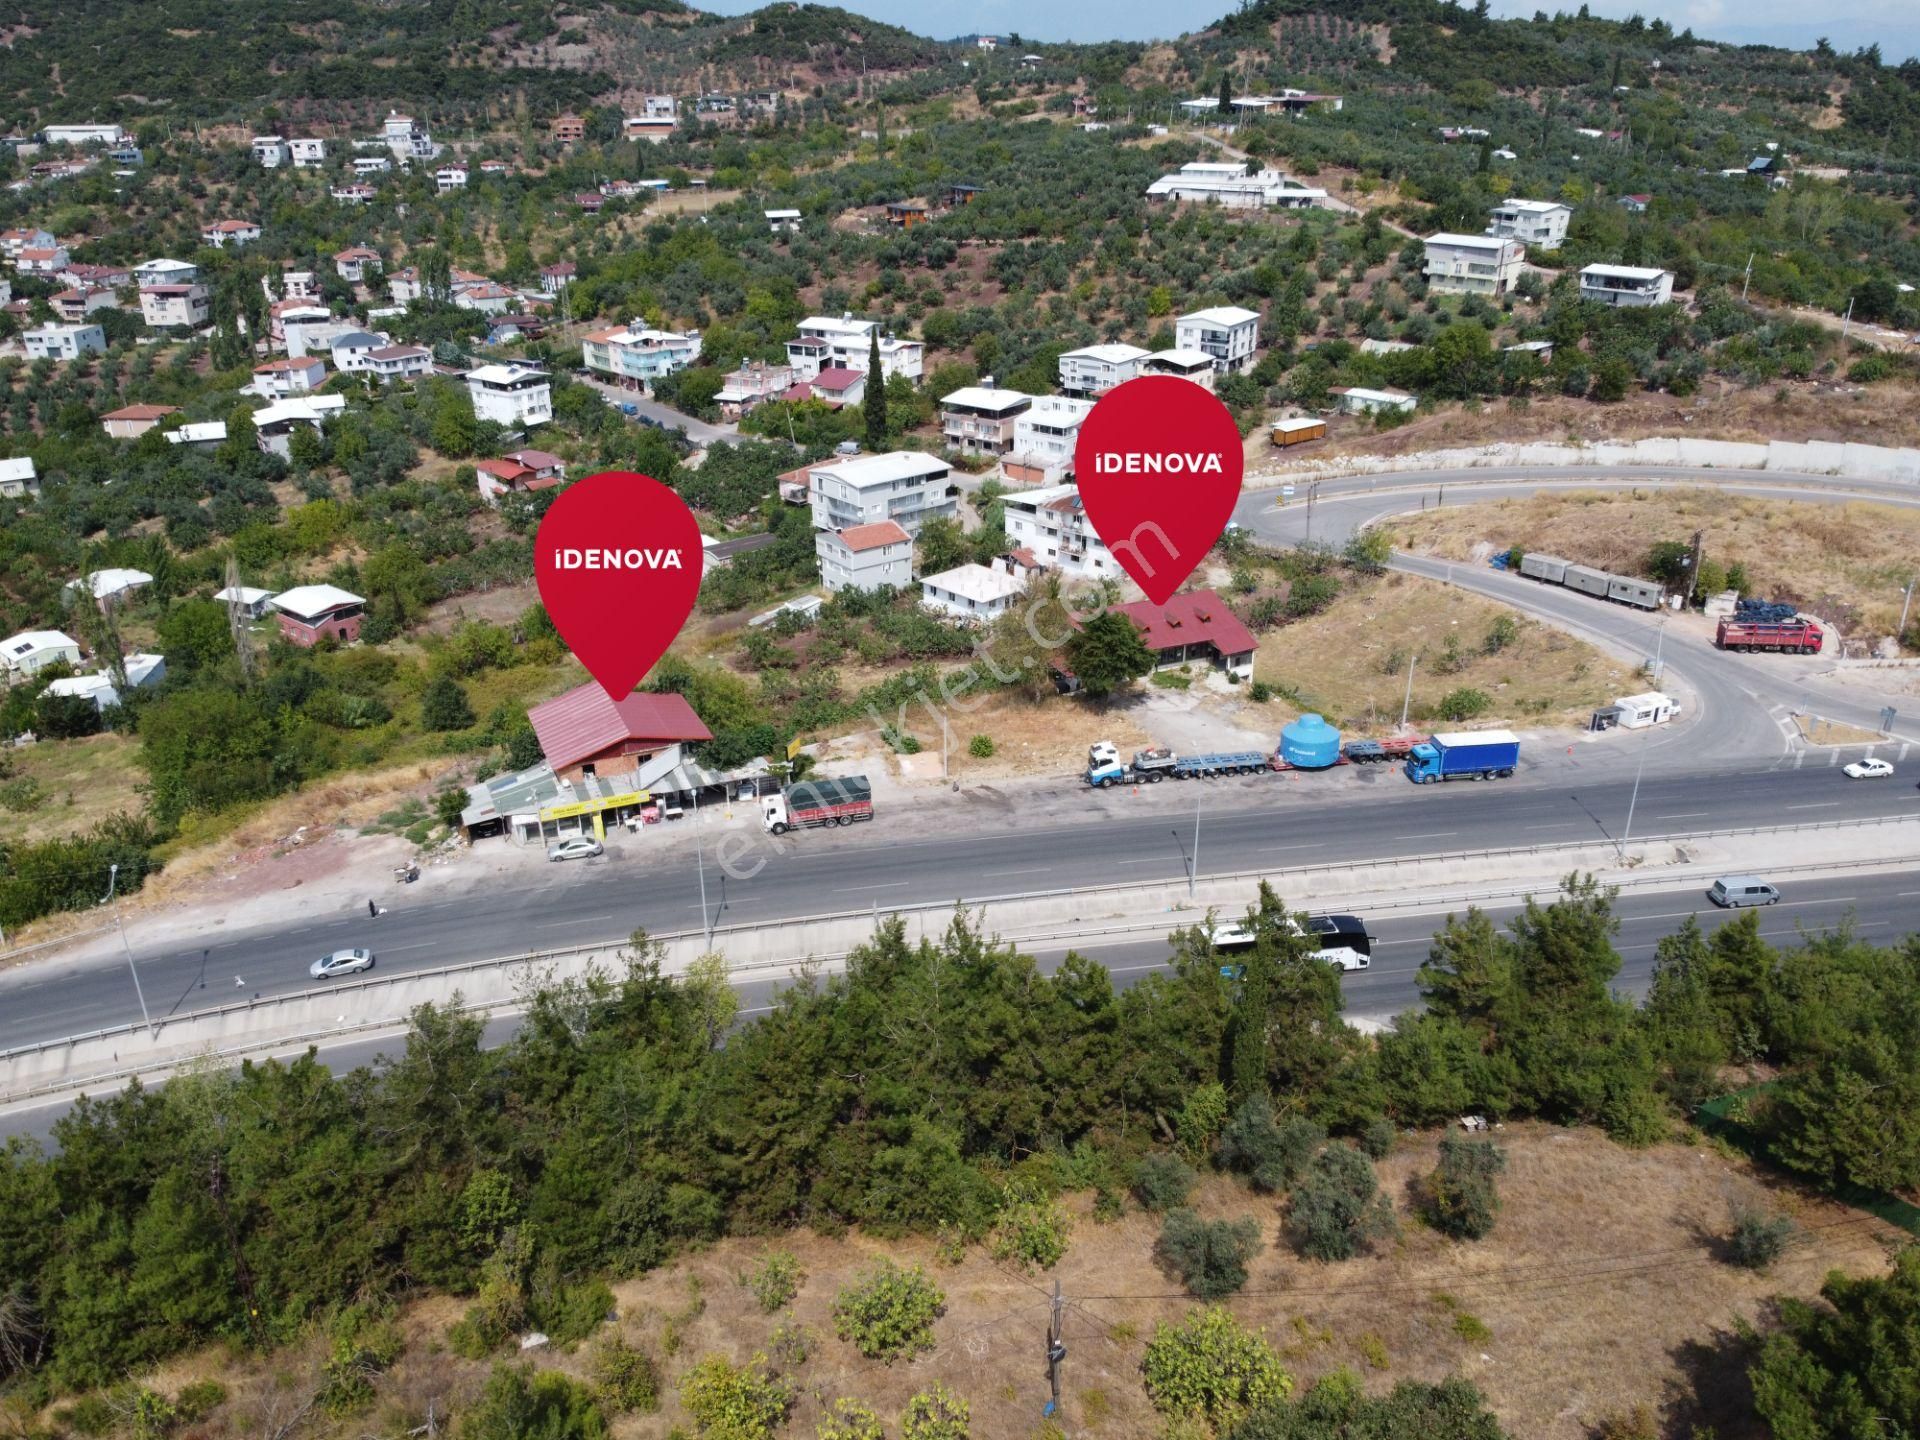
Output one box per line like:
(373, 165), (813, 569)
(310, 947), (374, 979)
(547, 837), (604, 862)
(1843, 758), (1894, 780)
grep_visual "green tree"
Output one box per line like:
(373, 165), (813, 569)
(865, 330), (888, 448)
(1750, 1247), (1920, 1439)
(832, 1261), (944, 1362)
(421, 675), (476, 731)
(1285, 1145), (1395, 1262)
(901, 1383), (969, 1440)
(1062, 609), (1154, 699)
(916, 517), (970, 576)
(157, 600), (236, 678)
(1421, 1137), (1507, 1240)
(1142, 1306), (1291, 1433)
(678, 1354), (789, 1439)
(1156, 1209), (1262, 1299)
(459, 1366), (607, 1440)
(1232, 1373), (1512, 1438)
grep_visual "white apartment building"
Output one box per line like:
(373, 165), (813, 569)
(1140, 349), (1217, 389)
(251, 135), (291, 167)
(1579, 263), (1675, 307)
(940, 387), (1034, 456)
(466, 364), (552, 427)
(785, 315), (924, 381)
(23, 322), (106, 361)
(1175, 306), (1261, 374)
(290, 138), (328, 167)
(1058, 343), (1148, 396)
(364, 344), (433, 382)
(581, 325), (703, 387)
(248, 356), (327, 398)
(383, 111), (438, 162)
(202, 219), (261, 248)
(815, 520), (913, 593)
(1423, 233), (1526, 296)
(1003, 395), (1095, 485)
(1, 629), (82, 678)
(353, 155), (393, 176)
(919, 561), (1026, 622)
(1485, 198), (1571, 251)
(139, 284), (210, 328)
(1002, 484), (1118, 579)
(807, 451), (956, 536)
(435, 164), (468, 192)
(134, 258), (197, 286)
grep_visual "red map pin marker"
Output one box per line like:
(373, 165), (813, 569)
(534, 470), (703, 702)
(1073, 375), (1245, 605)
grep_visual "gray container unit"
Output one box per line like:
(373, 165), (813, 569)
(1563, 564), (1613, 599)
(1518, 552), (1571, 584)
(1606, 575), (1663, 610)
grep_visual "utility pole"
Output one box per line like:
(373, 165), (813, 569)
(1900, 575), (1916, 639)
(1620, 744), (1648, 860)
(694, 786), (711, 950)
(1304, 478), (1320, 542)
(1686, 528), (1705, 606)
(105, 864), (156, 1036)
(1191, 792), (1201, 898)
(225, 554), (257, 683)
(1740, 252), (1755, 303)
(1840, 295), (1856, 345)
(1400, 651), (1418, 730)
(1044, 1279), (1066, 1424)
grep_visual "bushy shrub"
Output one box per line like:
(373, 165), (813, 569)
(1421, 1137), (1506, 1241)
(901, 1382), (971, 1440)
(1131, 1152), (1197, 1213)
(832, 1261), (945, 1362)
(589, 1335), (659, 1414)
(677, 1354), (789, 1440)
(967, 734), (994, 758)
(817, 1398), (886, 1440)
(1217, 1096), (1324, 1193)
(1727, 1202), (1798, 1270)
(989, 1190), (1071, 1272)
(1141, 1307), (1291, 1432)
(1155, 1209), (1263, 1299)
(741, 1250), (803, 1313)
(1285, 1145), (1396, 1261)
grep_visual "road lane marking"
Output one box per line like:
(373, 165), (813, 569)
(1256, 843), (1320, 853)
(535, 914), (615, 928)
(832, 881), (911, 892)
(1111, 857), (1174, 866)
(1785, 802), (1840, 810)
(984, 869), (1048, 878)
(1524, 823), (1575, 830)
(1395, 832), (1458, 840)
(1656, 812), (1710, 819)
(385, 942), (436, 952)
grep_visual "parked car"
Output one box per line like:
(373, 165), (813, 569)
(1843, 758), (1894, 779)
(310, 947), (375, 979)
(547, 837), (604, 862)
(1708, 875), (1779, 908)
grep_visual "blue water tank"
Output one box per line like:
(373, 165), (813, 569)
(1279, 712), (1342, 769)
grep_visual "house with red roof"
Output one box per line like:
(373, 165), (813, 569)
(201, 219), (261, 249)
(1107, 588), (1257, 680)
(100, 403), (180, 440)
(474, 449), (566, 505)
(808, 366), (867, 407)
(815, 519), (912, 593)
(527, 681), (713, 787)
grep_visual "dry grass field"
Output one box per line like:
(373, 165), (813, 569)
(100, 1124), (1903, 1440)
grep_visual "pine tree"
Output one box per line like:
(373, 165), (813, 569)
(1218, 69), (1233, 116)
(864, 328), (888, 448)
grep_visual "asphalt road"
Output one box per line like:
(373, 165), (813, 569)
(5, 869), (1907, 1146)
(574, 374), (740, 447)
(5, 759), (1917, 1054)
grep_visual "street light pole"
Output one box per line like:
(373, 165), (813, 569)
(1901, 576), (1916, 639)
(1191, 792), (1201, 899)
(105, 863), (155, 1036)
(1400, 651), (1418, 730)
(694, 787), (711, 950)
(1651, 617), (1666, 680)
(1620, 745), (1648, 859)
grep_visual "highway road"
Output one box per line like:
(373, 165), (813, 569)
(4, 758), (1917, 1055)
(4, 868), (1909, 1146)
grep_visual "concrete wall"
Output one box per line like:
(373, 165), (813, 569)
(1251, 436), (1920, 486)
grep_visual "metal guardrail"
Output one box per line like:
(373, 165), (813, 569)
(4, 812), (1917, 1068)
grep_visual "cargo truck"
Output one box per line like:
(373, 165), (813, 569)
(1714, 618), (1823, 654)
(1403, 730), (1521, 784)
(1341, 736), (1416, 764)
(1085, 743), (1270, 786)
(762, 775), (874, 833)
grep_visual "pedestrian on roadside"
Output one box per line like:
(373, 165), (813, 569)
(368, 898), (378, 919)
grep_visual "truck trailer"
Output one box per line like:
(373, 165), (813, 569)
(1404, 729), (1521, 784)
(1714, 618), (1823, 654)
(762, 775), (874, 833)
(1518, 552), (1571, 585)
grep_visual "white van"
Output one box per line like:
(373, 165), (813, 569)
(1708, 875), (1779, 908)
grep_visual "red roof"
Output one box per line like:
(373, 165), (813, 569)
(833, 520), (911, 553)
(103, 403), (179, 421)
(776, 382), (814, 403)
(527, 683), (713, 772)
(811, 365), (863, 390)
(475, 458), (533, 482)
(1110, 589), (1257, 658)
(505, 448), (563, 471)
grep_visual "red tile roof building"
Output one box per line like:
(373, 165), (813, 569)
(1107, 588), (1257, 680)
(527, 682), (713, 783)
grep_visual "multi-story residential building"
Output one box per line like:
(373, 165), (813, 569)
(625, 95), (678, 142)
(1485, 198), (1571, 251)
(248, 356), (327, 398)
(785, 315), (924, 381)
(333, 246), (381, 283)
(539, 262), (575, 294)
(251, 135), (291, 167)
(1578, 263), (1675, 308)
(139, 283), (210, 329)
(23, 322), (105, 361)
(63, 261), (132, 289)
(0, 227), (56, 262)
(1175, 306), (1262, 374)
(1058, 343), (1148, 396)
(353, 155), (393, 176)
(1140, 349), (1217, 389)
(382, 111), (438, 163)
(15, 245), (68, 275)
(552, 113), (586, 143)
(940, 387), (1034, 456)
(134, 258), (197, 286)
(1002, 484), (1118, 579)
(465, 363), (552, 427)
(1003, 396), (1095, 485)
(49, 287), (117, 323)
(364, 344), (433, 383)
(289, 138), (327, 167)
(815, 520), (913, 593)
(581, 325), (703, 388)
(331, 183), (377, 205)
(435, 164), (468, 192)
(202, 219), (261, 249)
(1145, 161), (1327, 210)
(329, 330), (387, 372)
(1423, 232), (1525, 296)
(807, 452), (956, 536)
(715, 362), (795, 418)
(919, 561), (1026, 622)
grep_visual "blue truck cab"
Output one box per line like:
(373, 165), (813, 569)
(1404, 729), (1521, 784)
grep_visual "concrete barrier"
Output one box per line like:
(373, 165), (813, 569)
(5, 814), (1917, 1108)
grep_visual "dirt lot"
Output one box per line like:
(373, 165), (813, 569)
(1392, 488), (1920, 639)
(116, 1124), (1902, 1440)
(1248, 376), (1920, 471)
(1251, 572), (1634, 731)
(1, 731), (146, 844)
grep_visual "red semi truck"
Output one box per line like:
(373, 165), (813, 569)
(1714, 618), (1823, 654)
(761, 775), (874, 834)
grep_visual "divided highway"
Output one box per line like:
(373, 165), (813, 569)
(4, 759), (1917, 1054)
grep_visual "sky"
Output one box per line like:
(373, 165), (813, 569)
(693, 0), (1920, 59)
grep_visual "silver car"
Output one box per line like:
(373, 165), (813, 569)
(547, 837), (604, 862)
(310, 947), (375, 979)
